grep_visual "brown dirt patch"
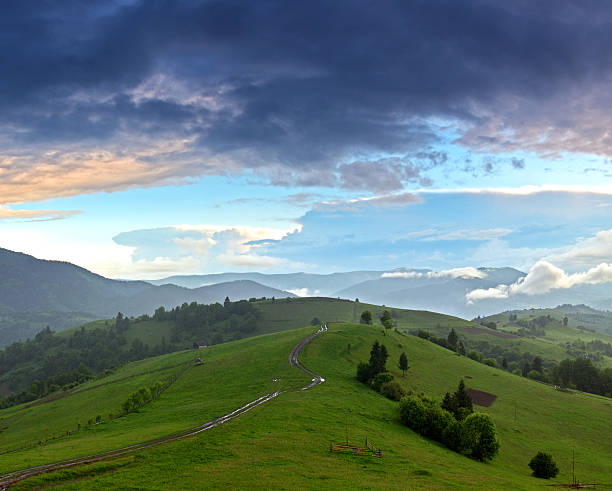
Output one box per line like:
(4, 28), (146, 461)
(464, 327), (519, 339)
(467, 388), (497, 407)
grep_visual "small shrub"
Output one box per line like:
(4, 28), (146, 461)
(483, 358), (497, 367)
(443, 420), (469, 453)
(380, 381), (406, 401)
(370, 372), (394, 392)
(356, 362), (372, 383)
(417, 329), (430, 339)
(421, 404), (454, 441)
(399, 395), (427, 430)
(467, 350), (482, 362)
(528, 452), (559, 479)
(528, 370), (546, 382)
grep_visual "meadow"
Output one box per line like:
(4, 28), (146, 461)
(3, 321), (611, 489)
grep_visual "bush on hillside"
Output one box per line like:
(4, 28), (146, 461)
(528, 452), (559, 479)
(356, 362), (372, 383)
(462, 413), (500, 462)
(528, 369), (547, 382)
(399, 383), (498, 462)
(380, 381), (406, 401)
(371, 372), (394, 392)
(467, 350), (482, 362)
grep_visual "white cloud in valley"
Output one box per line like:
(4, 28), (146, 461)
(383, 267), (486, 280)
(466, 260), (612, 304)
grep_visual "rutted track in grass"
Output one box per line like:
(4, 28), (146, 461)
(0, 329), (326, 490)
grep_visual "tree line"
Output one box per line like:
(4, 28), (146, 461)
(0, 299), (264, 409)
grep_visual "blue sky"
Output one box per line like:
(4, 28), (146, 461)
(1, 1), (612, 281)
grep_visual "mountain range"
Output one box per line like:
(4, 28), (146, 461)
(0, 248), (294, 346)
(2, 246), (611, 346)
(149, 267), (612, 319)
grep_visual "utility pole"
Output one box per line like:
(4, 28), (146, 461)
(345, 414), (348, 445)
(572, 448), (576, 486)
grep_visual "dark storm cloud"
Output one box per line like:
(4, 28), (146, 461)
(3, 0), (612, 199)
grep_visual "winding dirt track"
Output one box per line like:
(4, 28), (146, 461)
(0, 328), (327, 490)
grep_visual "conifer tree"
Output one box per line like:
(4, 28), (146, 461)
(399, 352), (408, 376)
(447, 328), (458, 350)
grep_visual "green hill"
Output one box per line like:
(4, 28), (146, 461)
(1, 322), (611, 489)
(7, 297), (612, 408)
(478, 308), (612, 368)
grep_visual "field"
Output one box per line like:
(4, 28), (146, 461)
(2, 321), (611, 489)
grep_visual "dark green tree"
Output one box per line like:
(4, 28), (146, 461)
(447, 328), (458, 350)
(457, 341), (466, 355)
(563, 316), (569, 327)
(553, 359), (572, 386)
(528, 452), (559, 479)
(454, 380), (473, 418)
(441, 391), (457, 415)
(369, 340), (388, 375)
(532, 356), (543, 373)
(356, 362), (372, 383)
(463, 413), (500, 461)
(399, 352), (408, 376)
(360, 310), (373, 325)
(380, 310), (393, 329)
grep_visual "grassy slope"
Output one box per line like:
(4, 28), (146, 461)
(60, 297), (612, 366)
(489, 307), (612, 335)
(486, 310), (612, 344)
(7, 323), (612, 490)
(56, 297), (477, 349)
(0, 329), (312, 474)
(481, 310), (612, 368)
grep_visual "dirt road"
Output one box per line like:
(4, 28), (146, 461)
(0, 329), (326, 489)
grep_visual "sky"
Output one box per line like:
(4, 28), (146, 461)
(1, 0), (612, 284)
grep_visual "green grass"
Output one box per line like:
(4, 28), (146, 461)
(0, 328), (312, 474)
(6, 323), (612, 489)
(481, 310), (612, 368)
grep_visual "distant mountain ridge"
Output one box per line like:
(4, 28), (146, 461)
(149, 266), (612, 319)
(147, 270), (387, 296)
(3, 246), (612, 346)
(0, 248), (295, 346)
(149, 267), (528, 318)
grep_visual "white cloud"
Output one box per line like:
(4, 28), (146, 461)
(287, 287), (320, 297)
(466, 260), (612, 303)
(545, 229), (612, 270)
(382, 267), (486, 280)
(465, 286), (510, 302)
